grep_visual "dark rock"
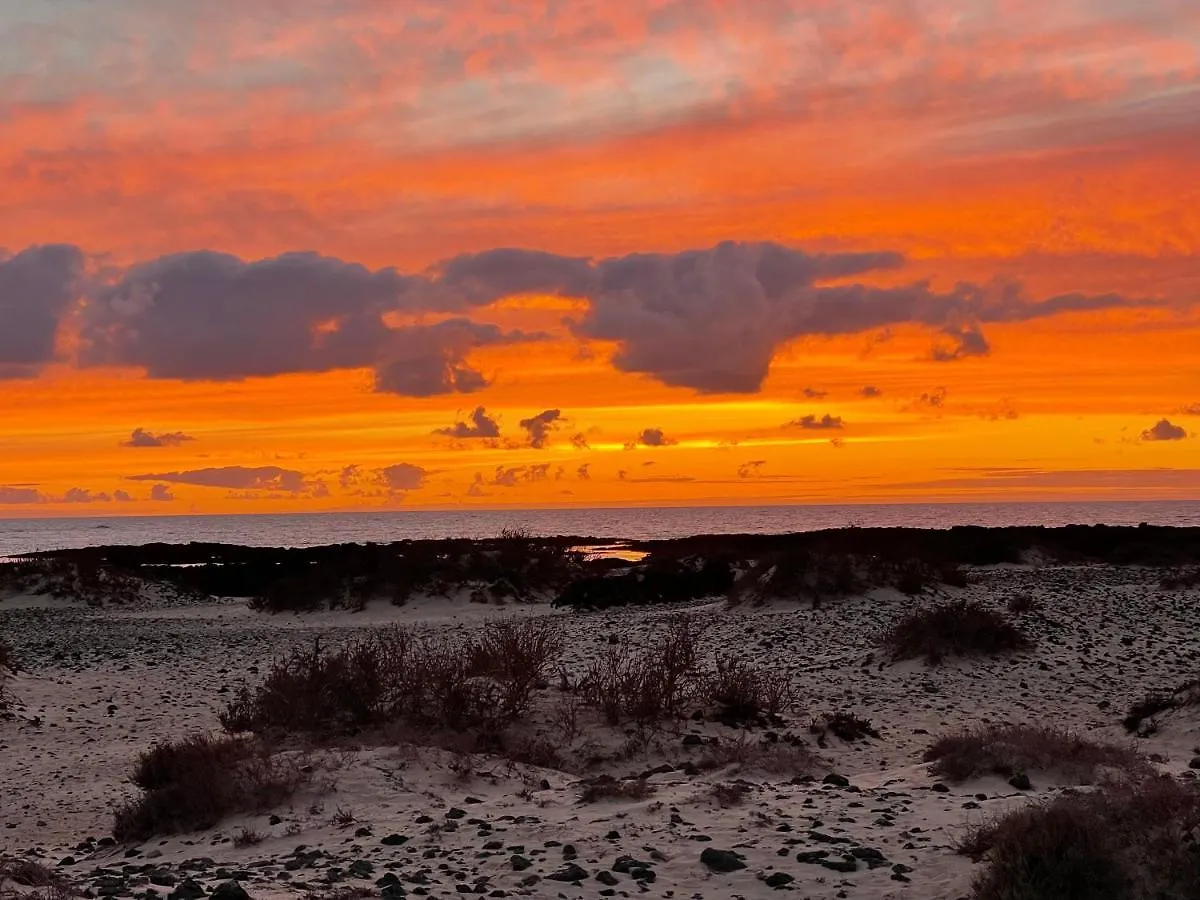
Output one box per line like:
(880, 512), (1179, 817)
(765, 872), (795, 887)
(822, 773), (851, 787)
(1008, 773), (1032, 791)
(510, 856), (533, 872)
(819, 857), (857, 873)
(546, 863), (588, 883)
(596, 871), (619, 886)
(796, 851), (830, 864)
(931, 782), (950, 793)
(209, 882), (251, 900)
(1188, 756), (1200, 770)
(699, 848), (746, 873)
(381, 834), (409, 846)
(167, 880), (205, 900)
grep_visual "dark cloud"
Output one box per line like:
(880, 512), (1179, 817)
(1142, 419), (1188, 442)
(4, 240), (1153, 396)
(127, 465), (311, 492)
(80, 249), (540, 396)
(0, 244), (85, 377)
(435, 406), (501, 439)
(786, 414), (844, 430)
(631, 427), (675, 447)
(912, 387), (949, 409)
(737, 460), (767, 478)
(378, 463), (426, 491)
(519, 409), (563, 448)
(570, 433), (591, 450)
(577, 463), (591, 480)
(570, 243), (1143, 392)
(860, 385), (882, 398)
(149, 484), (174, 502)
(113, 490), (134, 502)
(63, 488), (111, 503)
(426, 248), (593, 307)
(0, 486), (44, 504)
(1181, 404), (1200, 416)
(932, 324), (991, 361)
(121, 427), (195, 448)
(802, 387), (827, 399)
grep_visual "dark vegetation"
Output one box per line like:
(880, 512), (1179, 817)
(958, 776), (1200, 900)
(112, 734), (317, 842)
(1160, 567), (1200, 591)
(884, 599), (1032, 664)
(810, 711), (881, 744)
(0, 635), (16, 712)
(0, 858), (75, 899)
(8, 525), (1200, 611)
(1123, 679), (1200, 736)
(925, 724), (1149, 784)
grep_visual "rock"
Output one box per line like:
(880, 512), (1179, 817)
(682, 734), (703, 746)
(596, 871), (619, 886)
(1188, 756), (1200, 770)
(546, 863), (588, 883)
(380, 834), (408, 846)
(209, 882), (251, 900)
(510, 856), (533, 872)
(795, 851), (829, 863)
(819, 857), (857, 873)
(167, 880), (205, 900)
(1008, 773), (1032, 791)
(822, 773), (851, 787)
(699, 848), (746, 873)
(931, 782), (950, 793)
(765, 872), (795, 887)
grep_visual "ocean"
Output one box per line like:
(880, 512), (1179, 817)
(1, 500), (1198, 558)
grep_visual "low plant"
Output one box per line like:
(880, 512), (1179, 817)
(577, 775), (656, 804)
(925, 724), (1149, 784)
(959, 776), (1200, 900)
(113, 734), (316, 841)
(1123, 679), (1200, 735)
(884, 600), (1032, 664)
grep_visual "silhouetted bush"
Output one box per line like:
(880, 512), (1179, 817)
(554, 557), (733, 611)
(705, 654), (795, 724)
(810, 711), (880, 744)
(113, 734), (313, 841)
(221, 621), (562, 738)
(959, 777), (1200, 900)
(1160, 568), (1200, 591)
(1123, 679), (1200, 735)
(925, 724), (1149, 784)
(884, 600), (1031, 664)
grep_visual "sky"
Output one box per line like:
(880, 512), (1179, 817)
(0, 0), (1198, 516)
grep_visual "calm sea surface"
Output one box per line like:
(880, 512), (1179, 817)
(1, 501), (1198, 557)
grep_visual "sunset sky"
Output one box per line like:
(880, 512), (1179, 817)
(1, 0), (1197, 516)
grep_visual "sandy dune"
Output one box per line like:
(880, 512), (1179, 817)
(2, 563), (1198, 899)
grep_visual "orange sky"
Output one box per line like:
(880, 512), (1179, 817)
(0, 0), (1198, 515)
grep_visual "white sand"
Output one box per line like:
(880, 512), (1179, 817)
(2, 564), (1198, 898)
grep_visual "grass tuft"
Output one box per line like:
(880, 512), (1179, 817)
(884, 599), (1031, 664)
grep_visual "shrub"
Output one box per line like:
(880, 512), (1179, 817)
(113, 734), (313, 841)
(232, 827), (266, 847)
(925, 724), (1149, 785)
(222, 621), (562, 739)
(709, 781), (754, 806)
(959, 777), (1200, 900)
(810, 711), (880, 744)
(693, 733), (820, 775)
(705, 655), (794, 724)
(1123, 680), (1200, 735)
(0, 636), (15, 712)
(577, 775), (656, 804)
(884, 600), (1031, 664)
(1159, 568), (1200, 591)
(578, 618), (704, 726)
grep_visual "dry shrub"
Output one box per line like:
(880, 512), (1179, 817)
(232, 827), (266, 847)
(811, 711), (880, 744)
(577, 775), (656, 804)
(694, 734), (820, 776)
(0, 636), (14, 712)
(705, 655), (794, 724)
(222, 621), (562, 738)
(926, 724), (1149, 784)
(113, 734), (315, 842)
(1124, 679), (1200, 736)
(884, 600), (1031, 664)
(709, 781), (753, 806)
(0, 858), (76, 900)
(960, 777), (1200, 900)
(1007, 593), (1039, 615)
(579, 617), (704, 726)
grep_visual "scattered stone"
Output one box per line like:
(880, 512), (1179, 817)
(699, 848), (746, 873)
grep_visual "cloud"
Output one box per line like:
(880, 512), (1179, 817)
(786, 414), (844, 430)
(0, 486), (44, 504)
(63, 487), (112, 503)
(567, 242), (1143, 392)
(860, 385), (882, 398)
(519, 409), (563, 448)
(738, 460), (767, 478)
(912, 387), (949, 410)
(121, 427), (195, 448)
(5, 240), (1154, 398)
(1141, 419), (1188, 442)
(570, 433), (591, 450)
(1181, 404), (1200, 416)
(802, 387), (828, 399)
(577, 463), (591, 480)
(932, 324), (991, 361)
(149, 484), (175, 502)
(113, 490), (133, 502)
(80, 249), (542, 396)
(435, 406), (501, 440)
(630, 427), (675, 448)
(128, 465), (311, 492)
(0, 244), (85, 377)
(378, 463), (426, 492)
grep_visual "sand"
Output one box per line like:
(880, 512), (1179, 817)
(2, 563), (1198, 899)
